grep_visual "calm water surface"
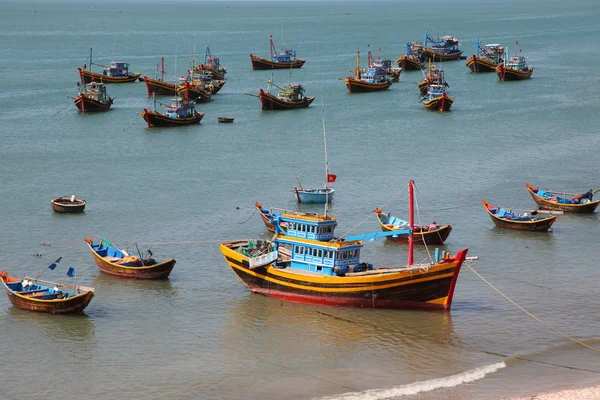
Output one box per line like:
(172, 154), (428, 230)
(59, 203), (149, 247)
(0, 1), (599, 399)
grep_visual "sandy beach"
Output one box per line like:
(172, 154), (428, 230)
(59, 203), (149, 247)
(512, 386), (600, 400)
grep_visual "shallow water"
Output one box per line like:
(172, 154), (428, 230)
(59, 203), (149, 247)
(0, 0), (599, 399)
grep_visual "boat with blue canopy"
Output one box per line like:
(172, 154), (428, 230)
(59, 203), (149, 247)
(250, 34), (306, 70)
(466, 39), (505, 73)
(220, 181), (470, 311)
(345, 51), (392, 93)
(142, 92), (204, 128)
(482, 200), (556, 231)
(255, 202), (338, 235)
(423, 32), (463, 62)
(397, 41), (424, 70)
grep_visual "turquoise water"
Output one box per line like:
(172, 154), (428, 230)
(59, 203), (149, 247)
(0, 1), (599, 399)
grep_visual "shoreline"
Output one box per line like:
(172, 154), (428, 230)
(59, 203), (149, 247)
(511, 385), (600, 400)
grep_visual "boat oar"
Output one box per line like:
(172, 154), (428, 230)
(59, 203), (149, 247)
(244, 93), (260, 98)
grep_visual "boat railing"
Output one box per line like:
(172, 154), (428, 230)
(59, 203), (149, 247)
(248, 250), (278, 268)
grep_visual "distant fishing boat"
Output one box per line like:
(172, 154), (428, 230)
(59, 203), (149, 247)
(417, 63), (448, 96)
(466, 39), (505, 73)
(496, 44), (533, 81)
(141, 92), (204, 128)
(1, 268), (94, 314)
(51, 195), (86, 213)
(254, 202), (337, 235)
(423, 32), (463, 62)
(197, 45), (227, 80)
(374, 208), (452, 244)
(396, 41), (424, 70)
(525, 183), (600, 213)
(345, 51), (392, 93)
(85, 238), (176, 279)
(78, 48), (141, 83)
(422, 83), (453, 111)
(73, 80), (113, 112)
(482, 200), (556, 231)
(368, 47), (401, 82)
(258, 75), (315, 110)
(250, 34), (306, 70)
(219, 180), (470, 311)
(144, 58), (177, 96)
(175, 68), (213, 102)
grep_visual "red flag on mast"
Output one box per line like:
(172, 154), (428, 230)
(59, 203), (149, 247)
(327, 174), (337, 183)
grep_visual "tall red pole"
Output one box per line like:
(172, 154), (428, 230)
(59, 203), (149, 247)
(408, 180), (414, 266)
(161, 57), (164, 82)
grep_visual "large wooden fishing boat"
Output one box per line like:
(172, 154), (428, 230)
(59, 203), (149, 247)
(466, 39), (505, 73)
(423, 32), (463, 61)
(345, 51), (392, 93)
(375, 209), (451, 245)
(78, 48), (140, 83)
(496, 53), (533, 81)
(51, 195), (86, 213)
(220, 181), (470, 311)
(258, 76), (314, 110)
(482, 200), (556, 231)
(144, 58), (177, 96)
(175, 69), (214, 102)
(422, 84), (453, 111)
(250, 34), (306, 70)
(85, 238), (176, 279)
(196, 46), (227, 80)
(525, 183), (600, 213)
(418, 64), (448, 96)
(73, 80), (113, 112)
(142, 94), (204, 128)
(1, 270), (94, 314)
(368, 48), (401, 82)
(397, 41), (424, 70)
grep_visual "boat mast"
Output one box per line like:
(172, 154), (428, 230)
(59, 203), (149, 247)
(408, 180), (414, 266)
(270, 34), (277, 60)
(161, 57), (165, 82)
(355, 51), (361, 78)
(322, 93), (330, 217)
(475, 37), (480, 58)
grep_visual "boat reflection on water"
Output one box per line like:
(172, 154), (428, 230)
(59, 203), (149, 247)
(8, 307), (96, 343)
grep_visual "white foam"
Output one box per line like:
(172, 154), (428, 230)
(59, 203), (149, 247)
(317, 362), (507, 400)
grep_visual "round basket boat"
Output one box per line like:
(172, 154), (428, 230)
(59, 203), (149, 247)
(51, 195), (86, 213)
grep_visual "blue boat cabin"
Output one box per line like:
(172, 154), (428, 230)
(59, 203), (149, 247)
(103, 62), (131, 77)
(273, 49), (297, 63)
(279, 214), (337, 241)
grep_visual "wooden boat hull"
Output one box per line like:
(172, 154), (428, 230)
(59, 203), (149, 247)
(142, 109), (204, 128)
(176, 85), (212, 102)
(466, 56), (498, 73)
(377, 216), (452, 245)
(526, 184), (600, 213)
(208, 80), (226, 94)
(295, 188), (334, 204)
(1, 272), (93, 314)
(256, 203), (277, 232)
(345, 77), (391, 93)
(51, 197), (86, 213)
(144, 77), (177, 96)
(259, 89), (315, 110)
(423, 49), (463, 62)
(423, 94), (453, 111)
(496, 65), (533, 81)
(220, 242), (468, 311)
(79, 68), (141, 84)
(218, 117), (234, 123)
(73, 94), (112, 112)
(483, 201), (556, 231)
(199, 67), (226, 80)
(85, 240), (176, 279)
(250, 55), (306, 70)
(418, 81), (429, 96)
(397, 56), (422, 70)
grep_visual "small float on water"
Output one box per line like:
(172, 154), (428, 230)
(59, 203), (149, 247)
(250, 34), (306, 70)
(423, 32), (463, 62)
(85, 238), (176, 279)
(466, 39), (505, 73)
(345, 51), (392, 93)
(51, 195), (86, 213)
(482, 200), (556, 231)
(525, 183), (600, 213)
(73, 80), (113, 112)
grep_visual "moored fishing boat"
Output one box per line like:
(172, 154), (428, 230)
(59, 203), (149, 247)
(397, 41), (424, 70)
(482, 200), (556, 231)
(258, 75), (314, 110)
(496, 53), (533, 81)
(250, 34), (306, 70)
(141, 93), (204, 128)
(144, 58), (177, 96)
(417, 63), (448, 96)
(85, 238), (176, 279)
(466, 39), (505, 73)
(345, 51), (391, 93)
(73, 81), (113, 112)
(196, 45), (227, 80)
(219, 181), (470, 311)
(423, 32), (463, 61)
(1, 269), (94, 314)
(254, 202), (337, 235)
(368, 48), (401, 82)
(374, 208), (451, 245)
(51, 195), (86, 213)
(422, 84), (453, 111)
(525, 183), (600, 213)
(78, 48), (141, 84)
(175, 70), (213, 102)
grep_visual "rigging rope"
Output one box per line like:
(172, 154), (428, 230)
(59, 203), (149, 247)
(465, 262), (600, 353)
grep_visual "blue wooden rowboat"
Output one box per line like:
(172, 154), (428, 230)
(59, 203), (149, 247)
(482, 200), (556, 231)
(294, 187), (335, 204)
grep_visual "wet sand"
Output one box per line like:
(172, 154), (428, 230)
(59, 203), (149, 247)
(512, 386), (600, 400)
